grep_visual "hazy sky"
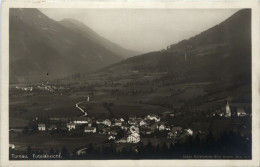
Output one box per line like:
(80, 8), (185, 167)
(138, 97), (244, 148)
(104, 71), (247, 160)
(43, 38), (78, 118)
(40, 8), (239, 53)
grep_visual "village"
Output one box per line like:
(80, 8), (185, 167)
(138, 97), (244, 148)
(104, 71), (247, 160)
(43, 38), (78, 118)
(9, 98), (250, 156)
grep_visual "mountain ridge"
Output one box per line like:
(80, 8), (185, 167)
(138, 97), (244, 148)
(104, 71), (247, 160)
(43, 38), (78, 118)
(9, 8), (138, 83)
(97, 9), (251, 86)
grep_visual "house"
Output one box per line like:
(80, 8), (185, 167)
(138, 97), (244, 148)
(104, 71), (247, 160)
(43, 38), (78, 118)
(9, 144), (15, 149)
(73, 117), (89, 124)
(146, 114), (160, 122)
(84, 127), (96, 133)
(127, 133), (140, 143)
(139, 120), (147, 126)
(38, 124), (46, 131)
(96, 119), (111, 126)
(119, 118), (124, 122)
(76, 148), (87, 155)
(128, 120), (137, 125)
(103, 119), (112, 126)
(48, 125), (57, 131)
(114, 120), (123, 126)
(158, 124), (166, 131)
(88, 120), (93, 127)
(237, 108), (247, 117)
(67, 123), (76, 131)
(185, 129), (193, 136)
(130, 125), (139, 134)
(108, 136), (115, 140)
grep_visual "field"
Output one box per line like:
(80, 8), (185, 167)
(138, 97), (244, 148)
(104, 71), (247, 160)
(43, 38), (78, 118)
(10, 131), (107, 153)
(9, 95), (85, 127)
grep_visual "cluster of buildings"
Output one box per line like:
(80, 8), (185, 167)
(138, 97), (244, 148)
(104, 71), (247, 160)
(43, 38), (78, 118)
(15, 86), (33, 92)
(35, 113), (193, 144)
(14, 83), (67, 93)
(212, 101), (248, 118)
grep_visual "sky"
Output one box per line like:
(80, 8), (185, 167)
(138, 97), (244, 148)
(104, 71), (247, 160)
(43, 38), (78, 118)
(40, 8), (239, 53)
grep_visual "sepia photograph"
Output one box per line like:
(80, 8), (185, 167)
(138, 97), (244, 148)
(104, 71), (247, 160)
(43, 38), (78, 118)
(1, 1), (260, 166)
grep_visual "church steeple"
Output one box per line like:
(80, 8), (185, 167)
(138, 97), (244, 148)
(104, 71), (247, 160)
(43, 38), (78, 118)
(225, 100), (231, 117)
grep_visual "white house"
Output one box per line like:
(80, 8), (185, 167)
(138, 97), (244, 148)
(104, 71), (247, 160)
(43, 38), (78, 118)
(158, 124), (166, 131)
(146, 114), (160, 122)
(9, 144), (15, 149)
(108, 136), (115, 140)
(127, 133), (140, 143)
(38, 124), (46, 131)
(67, 123), (76, 131)
(139, 120), (147, 126)
(130, 125), (139, 134)
(237, 108), (247, 117)
(84, 127), (96, 133)
(103, 119), (111, 126)
(185, 129), (193, 136)
(73, 117), (89, 124)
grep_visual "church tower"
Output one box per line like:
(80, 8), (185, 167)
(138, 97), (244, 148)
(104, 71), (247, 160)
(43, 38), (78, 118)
(225, 101), (231, 117)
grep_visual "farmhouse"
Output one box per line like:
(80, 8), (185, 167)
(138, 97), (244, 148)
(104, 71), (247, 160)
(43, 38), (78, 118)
(38, 124), (46, 131)
(84, 127), (96, 133)
(67, 123), (76, 131)
(127, 133), (140, 143)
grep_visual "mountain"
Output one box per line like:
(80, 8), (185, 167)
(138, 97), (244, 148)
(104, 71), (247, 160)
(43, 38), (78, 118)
(9, 8), (137, 83)
(59, 18), (139, 59)
(101, 9), (251, 85)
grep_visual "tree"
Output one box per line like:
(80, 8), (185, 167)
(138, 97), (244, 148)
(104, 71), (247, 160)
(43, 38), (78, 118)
(61, 146), (68, 159)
